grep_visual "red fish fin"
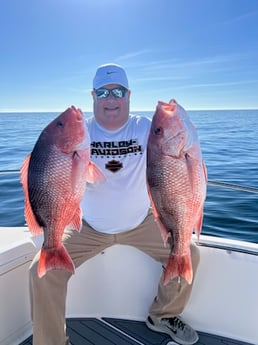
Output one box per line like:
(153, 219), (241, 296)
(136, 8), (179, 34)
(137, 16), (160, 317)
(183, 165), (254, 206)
(194, 208), (203, 241)
(86, 162), (106, 183)
(156, 218), (170, 245)
(193, 160), (207, 241)
(20, 154), (43, 235)
(67, 207), (82, 232)
(185, 155), (196, 191)
(147, 185), (159, 218)
(202, 160), (208, 183)
(147, 184), (170, 244)
(37, 245), (75, 278)
(163, 252), (193, 285)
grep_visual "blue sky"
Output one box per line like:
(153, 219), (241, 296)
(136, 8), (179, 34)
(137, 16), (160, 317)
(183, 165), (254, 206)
(0, 0), (258, 112)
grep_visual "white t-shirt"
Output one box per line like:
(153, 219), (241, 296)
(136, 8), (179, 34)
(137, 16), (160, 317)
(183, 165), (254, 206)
(81, 114), (151, 234)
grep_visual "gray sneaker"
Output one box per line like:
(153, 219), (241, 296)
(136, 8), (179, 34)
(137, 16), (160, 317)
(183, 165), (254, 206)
(146, 316), (199, 345)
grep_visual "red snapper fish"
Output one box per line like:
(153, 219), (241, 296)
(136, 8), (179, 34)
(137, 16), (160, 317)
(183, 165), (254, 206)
(147, 99), (207, 285)
(20, 106), (105, 278)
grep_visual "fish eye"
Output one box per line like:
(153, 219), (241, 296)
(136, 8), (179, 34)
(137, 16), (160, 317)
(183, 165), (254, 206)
(154, 127), (163, 135)
(56, 121), (64, 127)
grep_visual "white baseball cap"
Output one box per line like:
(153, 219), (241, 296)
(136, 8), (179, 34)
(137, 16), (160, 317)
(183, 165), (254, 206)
(93, 63), (129, 89)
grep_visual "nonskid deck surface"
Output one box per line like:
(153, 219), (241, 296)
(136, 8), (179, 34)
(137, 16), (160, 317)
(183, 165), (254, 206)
(20, 317), (254, 345)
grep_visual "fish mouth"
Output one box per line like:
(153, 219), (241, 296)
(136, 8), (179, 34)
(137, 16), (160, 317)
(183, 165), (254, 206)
(157, 100), (177, 116)
(70, 105), (84, 120)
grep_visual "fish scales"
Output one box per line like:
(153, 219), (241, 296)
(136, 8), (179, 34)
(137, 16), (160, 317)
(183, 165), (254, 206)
(147, 99), (207, 285)
(21, 106), (105, 278)
(28, 145), (82, 231)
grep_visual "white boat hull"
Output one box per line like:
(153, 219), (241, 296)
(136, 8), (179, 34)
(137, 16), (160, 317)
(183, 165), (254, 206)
(0, 227), (257, 345)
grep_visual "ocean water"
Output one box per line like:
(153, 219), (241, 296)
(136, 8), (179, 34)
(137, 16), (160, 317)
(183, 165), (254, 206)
(0, 110), (257, 244)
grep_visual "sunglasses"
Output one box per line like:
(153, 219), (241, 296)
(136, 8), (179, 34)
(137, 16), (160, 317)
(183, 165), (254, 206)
(94, 87), (128, 99)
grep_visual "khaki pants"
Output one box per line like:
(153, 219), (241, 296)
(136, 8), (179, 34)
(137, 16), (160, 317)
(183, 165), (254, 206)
(29, 211), (200, 345)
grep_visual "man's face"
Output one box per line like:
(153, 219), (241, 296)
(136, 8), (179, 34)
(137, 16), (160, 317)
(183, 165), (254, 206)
(92, 84), (131, 130)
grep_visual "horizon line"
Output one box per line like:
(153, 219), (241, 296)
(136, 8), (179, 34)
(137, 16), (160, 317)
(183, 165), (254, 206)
(0, 107), (258, 113)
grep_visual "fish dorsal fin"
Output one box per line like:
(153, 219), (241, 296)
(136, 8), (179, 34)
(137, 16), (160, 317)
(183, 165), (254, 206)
(20, 154), (43, 235)
(86, 161), (106, 184)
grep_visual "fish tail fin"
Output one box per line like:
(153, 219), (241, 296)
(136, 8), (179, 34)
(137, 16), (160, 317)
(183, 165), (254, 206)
(37, 245), (75, 278)
(163, 253), (193, 285)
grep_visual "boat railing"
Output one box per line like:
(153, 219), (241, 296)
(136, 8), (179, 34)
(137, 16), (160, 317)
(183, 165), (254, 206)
(207, 180), (258, 193)
(196, 235), (258, 256)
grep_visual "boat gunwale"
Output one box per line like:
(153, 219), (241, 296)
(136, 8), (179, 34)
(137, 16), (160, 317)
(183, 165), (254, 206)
(195, 235), (258, 256)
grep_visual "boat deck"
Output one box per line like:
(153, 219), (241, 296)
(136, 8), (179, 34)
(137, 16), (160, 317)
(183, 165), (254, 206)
(19, 317), (254, 345)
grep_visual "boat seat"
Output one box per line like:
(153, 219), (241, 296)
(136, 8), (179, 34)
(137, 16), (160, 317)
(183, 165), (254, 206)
(0, 226), (39, 275)
(0, 227), (40, 345)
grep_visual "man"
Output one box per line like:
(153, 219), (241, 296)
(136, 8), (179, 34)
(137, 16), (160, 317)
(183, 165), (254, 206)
(29, 63), (200, 345)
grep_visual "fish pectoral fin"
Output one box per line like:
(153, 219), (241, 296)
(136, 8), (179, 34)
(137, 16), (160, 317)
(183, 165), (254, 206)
(37, 245), (75, 278)
(147, 186), (159, 218)
(20, 154), (43, 236)
(147, 184), (170, 244)
(185, 154), (196, 191)
(163, 252), (193, 286)
(202, 160), (208, 183)
(156, 217), (170, 245)
(67, 207), (82, 232)
(86, 162), (106, 184)
(194, 208), (204, 241)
